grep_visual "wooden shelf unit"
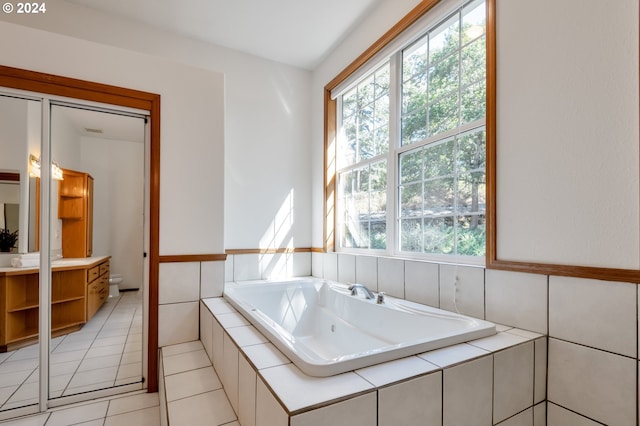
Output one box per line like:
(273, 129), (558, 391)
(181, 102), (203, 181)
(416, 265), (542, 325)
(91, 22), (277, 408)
(0, 257), (110, 352)
(59, 169), (94, 258)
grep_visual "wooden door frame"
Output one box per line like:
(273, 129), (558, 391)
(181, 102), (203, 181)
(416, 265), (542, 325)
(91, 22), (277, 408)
(0, 65), (161, 392)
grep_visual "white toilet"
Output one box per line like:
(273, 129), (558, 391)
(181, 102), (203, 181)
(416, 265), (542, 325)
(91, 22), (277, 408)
(109, 274), (122, 298)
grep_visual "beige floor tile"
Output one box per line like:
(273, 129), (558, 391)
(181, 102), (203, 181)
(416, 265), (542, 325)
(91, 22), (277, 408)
(107, 392), (159, 416)
(45, 401), (109, 426)
(168, 390), (236, 426)
(104, 406), (160, 426)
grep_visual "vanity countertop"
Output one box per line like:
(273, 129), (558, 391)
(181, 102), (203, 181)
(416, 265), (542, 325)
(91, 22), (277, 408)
(0, 255), (111, 275)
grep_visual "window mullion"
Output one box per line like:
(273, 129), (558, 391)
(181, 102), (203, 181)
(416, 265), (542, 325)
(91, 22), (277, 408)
(389, 51), (401, 256)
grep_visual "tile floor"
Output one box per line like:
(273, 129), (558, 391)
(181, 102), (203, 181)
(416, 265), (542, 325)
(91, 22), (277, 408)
(0, 291), (143, 412)
(0, 390), (160, 425)
(161, 341), (239, 426)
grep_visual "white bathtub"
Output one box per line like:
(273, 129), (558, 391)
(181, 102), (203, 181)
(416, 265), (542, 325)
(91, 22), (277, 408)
(223, 278), (496, 377)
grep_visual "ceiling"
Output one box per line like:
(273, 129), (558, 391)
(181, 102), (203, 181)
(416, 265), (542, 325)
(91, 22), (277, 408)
(55, 106), (146, 143)
(66, 0), (383, 70)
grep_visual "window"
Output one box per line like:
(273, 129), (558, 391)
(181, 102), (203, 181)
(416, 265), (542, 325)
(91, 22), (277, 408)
(333, 0), (486, 260)
(337, 64), (390, 250)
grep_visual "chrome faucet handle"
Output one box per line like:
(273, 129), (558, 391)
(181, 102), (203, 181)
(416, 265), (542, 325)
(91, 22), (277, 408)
(376, 292), (386, 304)
(348, 283), (375, 299)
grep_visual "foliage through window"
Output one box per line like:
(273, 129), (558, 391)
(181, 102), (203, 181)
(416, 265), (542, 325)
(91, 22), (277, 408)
(336, 0), (486, 258)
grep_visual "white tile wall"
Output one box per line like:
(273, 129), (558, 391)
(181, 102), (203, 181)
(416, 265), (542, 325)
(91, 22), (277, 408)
(355, 255), (378, 290)
(485, 269), (547, 334)
(337, 253), (356, 284)
(355, 356), (439, 387)
(242, 343), (290, 370)
(549, 276), (637, 357)
(201, 261), (225, 298)
(215, 312), (250, 329)
(290, 392), (377, 426)
(377, 257), (404, 298)
(323, 253), (338, 281)
(260, 252), (291, 279)
(443, 355), (493, 426)
(495, 407), (532, 426)
(419, 342), (490, 368)
(259, 364), (374, 413)
(158, 302), (199, 347)
(311, 252), (324, 278)
(238, 355), (257, 426)
(469, 330), (529, 353)
(548, 338), (636, 425)
(225, 252), (312, 282)
(534, 339), (546, 404)
(225, 255), (234, 282)
(212, 316), (224, 372)
(159, 260), (226, 348)
(159, 262), (200, 304)
(200, 302), (214, 361)
(233, 254), (261, 281)
(255, 377), (288, 426)
(222, 332), (240, 413)
(378, 372), (442, 426)
(404, 260), (439, 307)
(547, 402), (602, 426)
(439, 264), (485, 319)
(493, 342), (534, 424)
(226, 325), (269, 347)
(533, 403), (545, 426)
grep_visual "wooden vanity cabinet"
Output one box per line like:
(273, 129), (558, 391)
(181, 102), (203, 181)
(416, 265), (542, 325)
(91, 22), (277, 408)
(87, 259), (109, 320)
(0, 256), (110, 352)
(59, 168), (94, 258)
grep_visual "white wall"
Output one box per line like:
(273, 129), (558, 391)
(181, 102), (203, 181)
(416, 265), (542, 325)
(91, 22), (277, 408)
(496, 0), (639, 269)
(81, 136), (144, 290)
(0, 2), (312, 252)
(0, 96), (28, 171)
(0, 95), (39, 254)
(0, 20), (225, 256)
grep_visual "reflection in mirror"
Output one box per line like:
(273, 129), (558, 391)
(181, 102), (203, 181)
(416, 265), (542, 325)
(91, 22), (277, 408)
(0, 94), (41, 411)
(0, 173), (20, 253)
(48, 104), (145, 399)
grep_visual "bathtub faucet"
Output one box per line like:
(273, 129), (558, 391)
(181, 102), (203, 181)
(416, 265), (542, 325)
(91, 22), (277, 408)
(348, 283), (375, 300)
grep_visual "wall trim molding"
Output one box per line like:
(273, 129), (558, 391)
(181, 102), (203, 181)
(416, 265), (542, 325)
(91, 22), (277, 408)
(159, 254), (227, 262)
(225, 248), (313, 255)
(0, 172), (19, 182)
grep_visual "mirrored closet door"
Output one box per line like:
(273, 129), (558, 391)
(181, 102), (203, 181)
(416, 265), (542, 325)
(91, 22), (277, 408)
(0, 89), (149, 418)
(0, 93), (42, 413)
(47, 103), (146, 401)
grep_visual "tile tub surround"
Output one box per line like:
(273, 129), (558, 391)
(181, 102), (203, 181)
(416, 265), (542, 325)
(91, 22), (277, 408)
(310, 252), (640, 425)
(200, 298), (546, 426)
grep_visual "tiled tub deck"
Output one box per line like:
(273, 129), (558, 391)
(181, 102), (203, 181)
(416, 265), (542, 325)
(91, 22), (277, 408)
(199, 297), (547, 426)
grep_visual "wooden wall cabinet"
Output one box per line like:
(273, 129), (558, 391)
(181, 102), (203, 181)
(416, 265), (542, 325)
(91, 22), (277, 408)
(59, 169), (94, 258)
